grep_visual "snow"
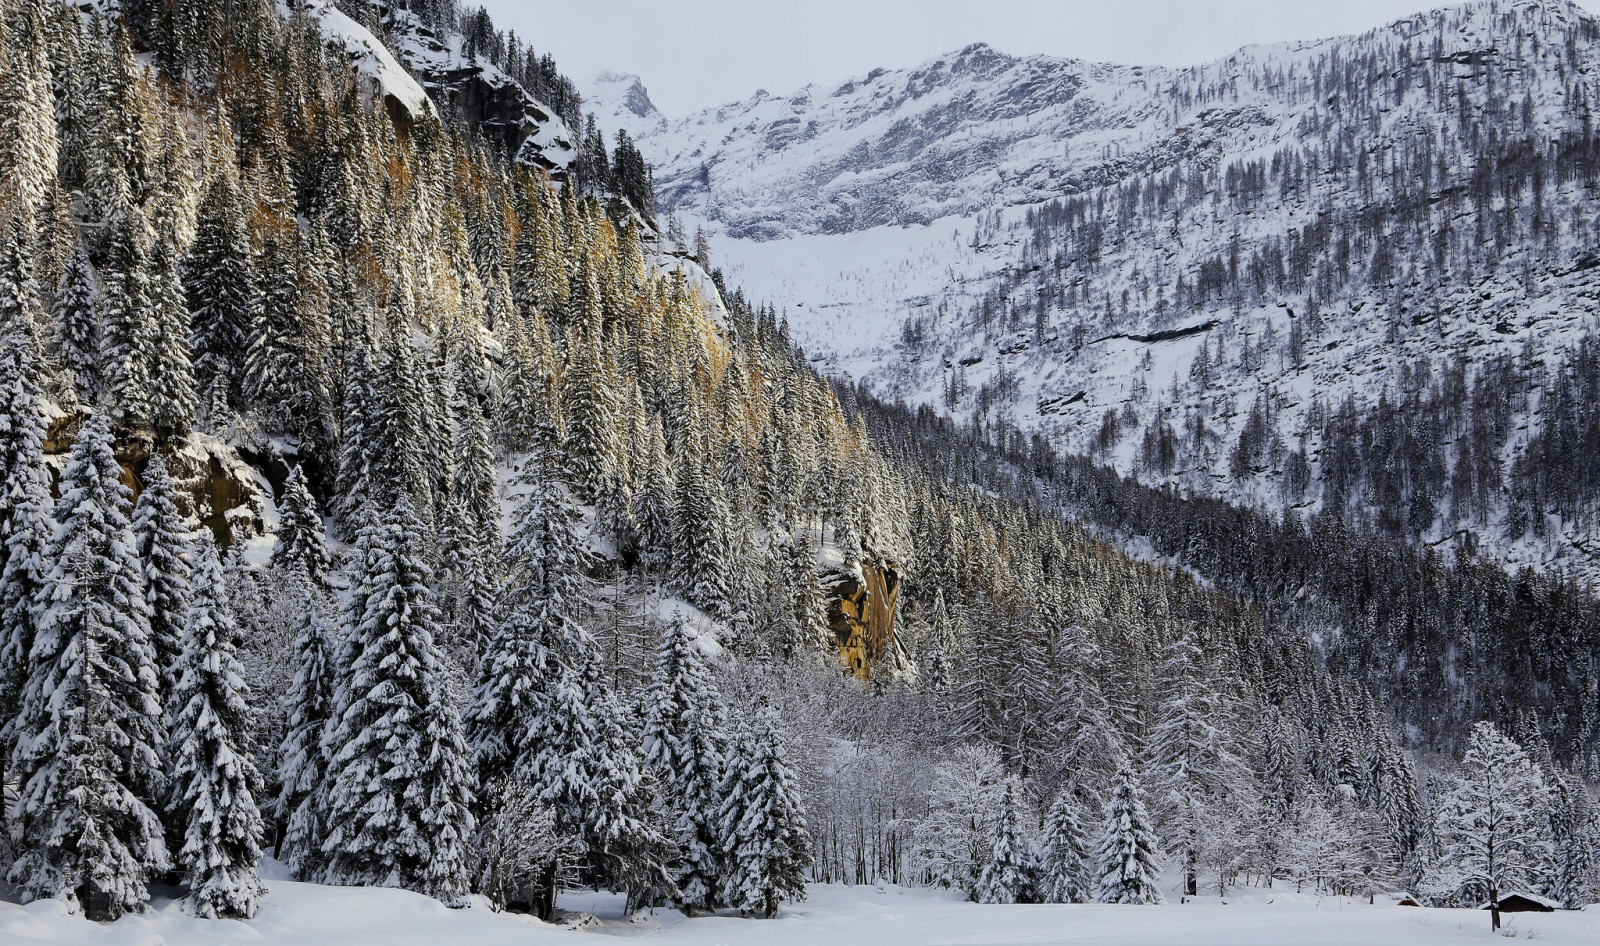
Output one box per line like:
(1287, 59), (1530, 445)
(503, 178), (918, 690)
(3, 873), (1596, 945)
(616, 0), (1600, 581)
(291, 0), (436, 123)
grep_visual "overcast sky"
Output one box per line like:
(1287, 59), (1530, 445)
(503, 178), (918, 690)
(475, 0), (1598, 116)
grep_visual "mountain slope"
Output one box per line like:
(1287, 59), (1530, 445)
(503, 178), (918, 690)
(608, 0), (1600, 581)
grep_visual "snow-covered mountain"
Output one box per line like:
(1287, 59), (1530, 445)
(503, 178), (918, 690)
(596, 0), (1600, 581)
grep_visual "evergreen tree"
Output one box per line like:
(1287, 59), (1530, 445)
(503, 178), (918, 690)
(642, 615), (729, 912)
(185, 177), (254, 418)
(0, 334), (51, 786)
(131, 454), (191, 690)
(1095, 761), (1163, 905)
(164, 535), (265, 918)
(1037, 789), (1093, 903)
(102, 204), (158, 429)
(322, 498), (475, 902)
(274, 567), (336, 881)
(271, 464), (333, 586)
(439, 358), (500, 651)
(976, 777), (1034, 904)
(146, 236), (196, 437)
(0, 215), (43, 356)
(52, 248), (100, 405)
(6, 413), (168, 919)
(719, 706), (811, 918)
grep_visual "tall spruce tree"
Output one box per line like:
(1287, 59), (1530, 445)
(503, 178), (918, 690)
(719, 705), (811, 918)
(6, 413), (168, 919)
(642, 615), (730, 912)
(976, 777), (1034, 904)
(274, 567), (336, 881)
(131, 454), (191, 691)
(271, 464), (333, 587)
(1037, 789), (1093, 903)
(0, 334), (51, 788)
(322, 498), (475, 902)
(164, 535), (265, 918)
(185, 177), (255, 418)
(52, 248), (100, 405)
(1095, 762), (1163, 905)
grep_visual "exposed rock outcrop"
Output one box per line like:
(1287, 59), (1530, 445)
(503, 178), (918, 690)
(825, 562), (903, 680)
(43, 415), (270, 547)
(382, 9), (575, 174)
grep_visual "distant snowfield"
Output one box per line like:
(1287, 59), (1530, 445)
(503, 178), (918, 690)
(3, 868), (1596, 946)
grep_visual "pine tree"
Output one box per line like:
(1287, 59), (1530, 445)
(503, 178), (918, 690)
(642, 615), (729, 912)
(185, 177), (254, 418)
(6, 413), (168, 919)
(0, 0), (58, 220)
(1095, 761), (1163, 905)
(719, 706), (811, 918)
(1427, 721), (1552, 930)
(275, 568), (336, 881)
(1037, 789), (1093, 903)
(52, 248), (100, 405)
(131, 454), (191, 690)
(146, 236), (196, 436)
(0, 334), (51, 787)
(976, 777), (1034, 904)
(102, 203), (158, 429)
(439, 359), (500, 651)
(271, 464), (333, 586)
(0, 215), (43, 356)
(164, 535), (266, 918)
(322, 498), (475, 902)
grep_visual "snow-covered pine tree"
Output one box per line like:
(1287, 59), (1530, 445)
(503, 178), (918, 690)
(164, 534), (265, 918)
(185, 177), (255, 419)
(582, 658), (676, 911)
(146, 235), (196, 437)
(131, 454), (191, 690)
(1095, 761), (1163, 905)
(562, 321), (621, 507)
(642, 615), (730, 912)
(1037, 788), (1093, 903)
(976, 777), (1034, 904)
(0, 215), (44, 359)
(102, 203), (159, 430)
(275, 566), (336, 880)
(6, 413), (169, 919)
(0, 0), (59, 223)
(1427, 721), (1552, 930)
(719, 705), (811, 917)
(52, 248), (100, 405)
(439, 353), (500, 651)
(0, 334), (51, 785)
(1544, 768), (1598, 909)
(322, 497), (475, 902)
(271, 464), (333, 587)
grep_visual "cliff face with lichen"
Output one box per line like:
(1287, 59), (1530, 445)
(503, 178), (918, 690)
(826, 563), (902, 680)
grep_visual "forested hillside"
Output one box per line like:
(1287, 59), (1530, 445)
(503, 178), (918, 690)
(620, 0), (1600, 585)
(0, 0), (1593, 932)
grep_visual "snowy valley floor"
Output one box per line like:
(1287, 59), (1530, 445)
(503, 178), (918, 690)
(1, 867), (1596, 946)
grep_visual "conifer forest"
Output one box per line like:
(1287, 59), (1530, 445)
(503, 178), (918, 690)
(0, 0), (1595, 941)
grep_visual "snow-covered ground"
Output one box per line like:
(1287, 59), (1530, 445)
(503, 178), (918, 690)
(3, 869), (1596, 945)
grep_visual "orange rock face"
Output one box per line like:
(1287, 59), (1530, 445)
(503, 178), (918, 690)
(826, 562), (901, 680)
